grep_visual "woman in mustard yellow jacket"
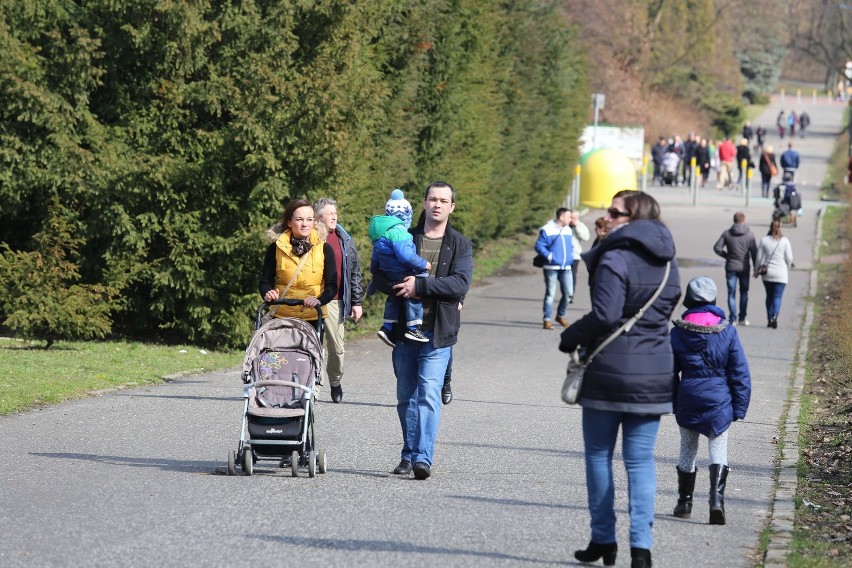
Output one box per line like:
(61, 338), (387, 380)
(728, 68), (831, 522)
(259, 198), (337, 331)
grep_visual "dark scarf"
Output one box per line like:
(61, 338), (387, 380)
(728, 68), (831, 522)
(290, 236), (312, 257)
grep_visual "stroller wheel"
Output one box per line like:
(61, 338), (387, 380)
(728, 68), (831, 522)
(242, 446), (254, 476)
(291, 450), (300, 478)
(227, 449), (236, 476)
(318, 449), (327, 474)
(308, 451), (317, 478)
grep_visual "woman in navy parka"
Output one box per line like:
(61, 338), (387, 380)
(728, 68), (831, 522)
(670, 276), (751, 526)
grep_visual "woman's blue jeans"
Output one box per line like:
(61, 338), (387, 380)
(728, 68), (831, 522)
(392, 330), (451, 466)
(582, 407), (661, 549)
(763, 280), (786, 319)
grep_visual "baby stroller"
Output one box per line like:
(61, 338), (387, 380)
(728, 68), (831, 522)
(226, 299), (328, 477)
(661, 152), (680, 186)
(771, 175), (801, 228)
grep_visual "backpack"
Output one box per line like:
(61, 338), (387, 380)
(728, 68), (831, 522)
(788, 188), (801, 210)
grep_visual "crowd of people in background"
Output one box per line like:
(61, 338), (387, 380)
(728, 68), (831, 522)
(651, 110), (810, 193)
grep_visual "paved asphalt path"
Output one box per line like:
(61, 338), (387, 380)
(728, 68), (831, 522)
(0, 97), (845, 567)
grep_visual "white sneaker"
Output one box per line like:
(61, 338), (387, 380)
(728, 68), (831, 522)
(738, 319), (750, 327)
(404, 328), (429, 343)
(377, 328), (395, 347)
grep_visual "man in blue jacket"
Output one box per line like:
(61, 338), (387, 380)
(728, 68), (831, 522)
(779, 142), (800, 179)
(535, 208), (573, 329)
(371, 181), (473, 480)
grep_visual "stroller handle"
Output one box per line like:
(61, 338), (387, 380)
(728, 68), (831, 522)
(255, 299), (324, 340)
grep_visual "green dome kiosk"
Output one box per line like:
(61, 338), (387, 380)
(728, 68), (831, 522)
(579, 148), (637, 209)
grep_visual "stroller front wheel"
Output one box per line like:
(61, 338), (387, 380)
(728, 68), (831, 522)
(227, 449), (236, 476)
(318, 449), (327, 474)
(242, 446), (253, 476)
(308, 451), (317, 478)
(291, 450), (300, 477)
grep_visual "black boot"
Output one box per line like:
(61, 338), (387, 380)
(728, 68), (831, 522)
(630, 547), (652, 568)
(574, 541), (617, 566)
(709, 463), (730, 525)
(673, 466), (697, 518)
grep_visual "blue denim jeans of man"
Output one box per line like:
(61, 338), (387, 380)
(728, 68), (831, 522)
(726, 270), (750, 322)
(542, 268), (573, 321)
(392, 330), (451, 466)
(582, 408), (661, 550)
(763, 281), (786, 320)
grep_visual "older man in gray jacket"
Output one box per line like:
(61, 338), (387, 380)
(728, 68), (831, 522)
(713, 211), (757, 325)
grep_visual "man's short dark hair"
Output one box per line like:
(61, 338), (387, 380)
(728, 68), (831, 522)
(734, 212), (745, 224)
(555, 207), (569, 219)
(424, 181), (456, 203)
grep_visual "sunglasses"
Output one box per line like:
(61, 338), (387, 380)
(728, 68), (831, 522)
(607, 207), (630, 219)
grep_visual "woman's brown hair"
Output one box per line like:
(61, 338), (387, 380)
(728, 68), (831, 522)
(613, 190), (661, 221)
(768, 219), (782, 240)
(281, 199), (314, 228)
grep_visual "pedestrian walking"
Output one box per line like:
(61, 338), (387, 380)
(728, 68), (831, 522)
(713, 212), (757, 326)
(716, 137), (736, 190)
(779, 142), (800, 180)
(695, 138), (711, 188)
(776, 111), (785, 139)
(591, 216), (608, 247)
(670, 276), (751, 526)
(758, 145), (777, 198)
(755, 126), (766, 153)
(741, 121), (753, 145)
(754, 219), (793, 329)
(370, 181), (473, 480)
(735, 138), (751, 187)
(798, 111), (810, 138)
(259, 199), (338, 334)
(535, 207), (573, 329)
(651, 137), (667, 185)
(314, 197), (364, 403)
(441, 301), (463, 405)
(568, 209), (590, 303)
(559, 190), (681, 568)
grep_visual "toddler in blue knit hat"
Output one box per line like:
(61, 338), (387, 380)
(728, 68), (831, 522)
(368, 189), (430, 346)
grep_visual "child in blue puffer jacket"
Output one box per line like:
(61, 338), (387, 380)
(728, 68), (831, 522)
(369, 190), (431, 347)
(670, 276), (751, 526)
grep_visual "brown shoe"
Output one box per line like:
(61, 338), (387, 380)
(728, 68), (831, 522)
(543, 321), (554, 330)
(556, 316), (570, 328)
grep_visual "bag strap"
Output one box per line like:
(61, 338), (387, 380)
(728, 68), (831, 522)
(585, 261), (671, 365)
(269, 252), (310, 317)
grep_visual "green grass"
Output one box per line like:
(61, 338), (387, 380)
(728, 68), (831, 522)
(0, 338), (241, 415)
(784, 114), (852, 565)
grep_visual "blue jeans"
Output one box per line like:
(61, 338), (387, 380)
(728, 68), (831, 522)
(763, 280), (786, 319)
(392, 330), (451, 466)
(582, 408), (661, 549)
(542, 268), (573, 321)
(383, 296), (423, 329)
(725, 270), (750, 322)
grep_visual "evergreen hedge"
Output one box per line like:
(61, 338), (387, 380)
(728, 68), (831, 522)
(0, 1), (588, 347)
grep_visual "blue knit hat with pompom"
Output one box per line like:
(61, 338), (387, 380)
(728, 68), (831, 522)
(385, 188), (413, 228)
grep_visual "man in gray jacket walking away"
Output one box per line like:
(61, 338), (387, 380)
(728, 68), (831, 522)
(714, 212), (757, 325)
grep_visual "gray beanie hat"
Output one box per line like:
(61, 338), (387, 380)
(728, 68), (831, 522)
(683, 276), (717, 308)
